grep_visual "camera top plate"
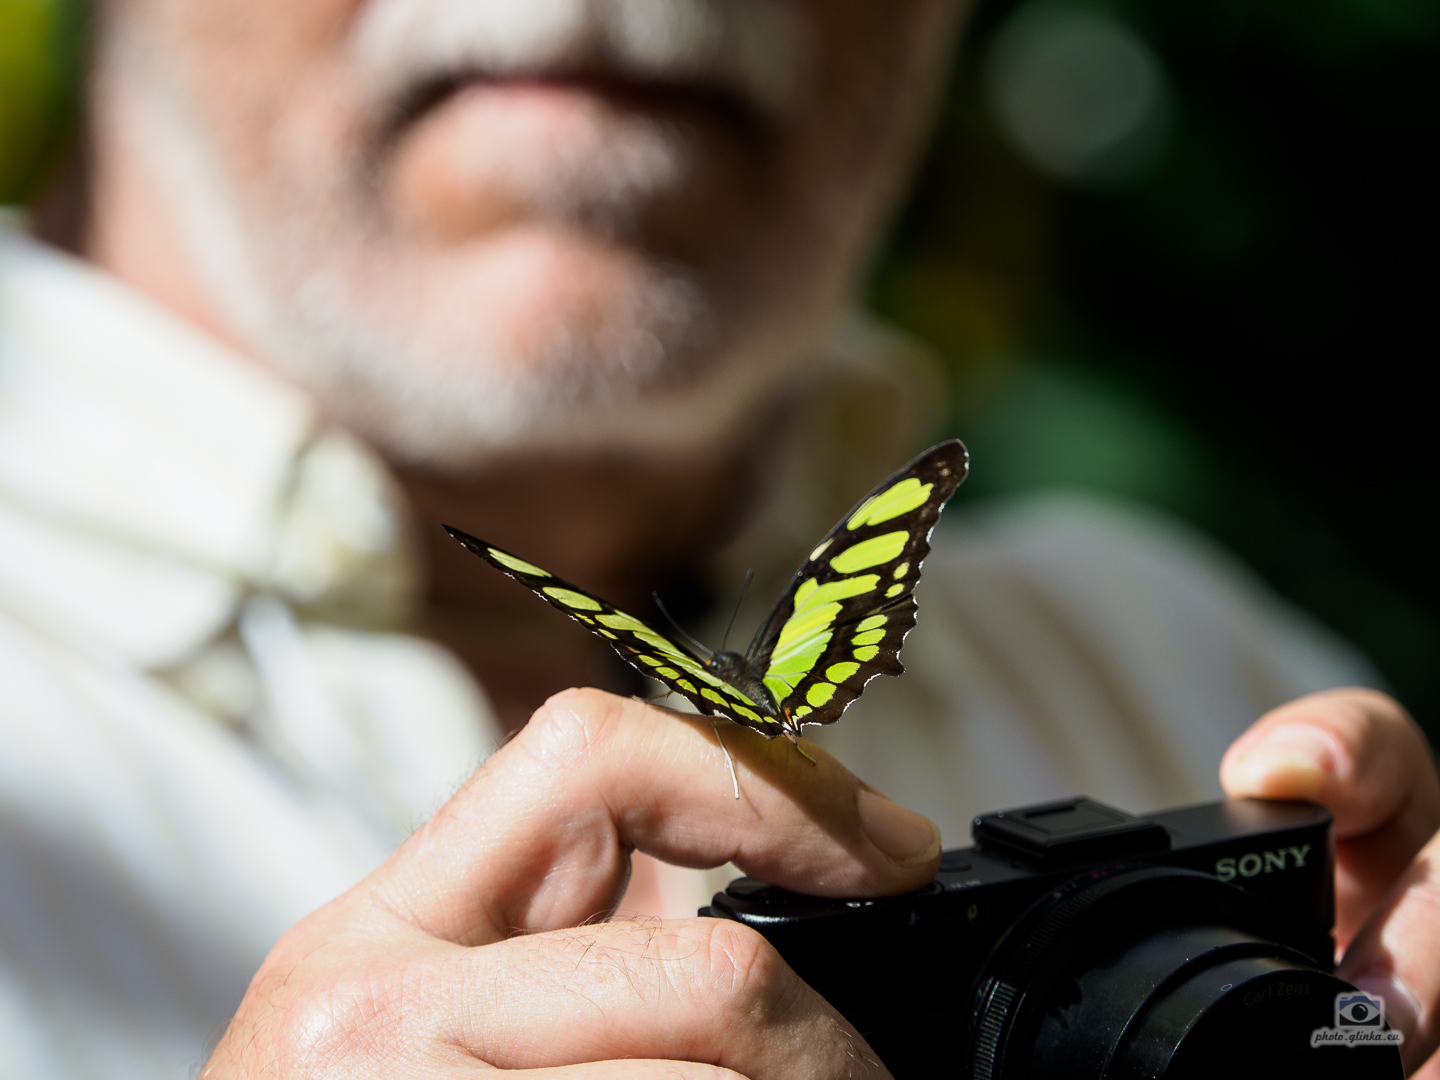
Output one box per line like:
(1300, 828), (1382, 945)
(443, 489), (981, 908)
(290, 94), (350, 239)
(972, 797), (1171, 868)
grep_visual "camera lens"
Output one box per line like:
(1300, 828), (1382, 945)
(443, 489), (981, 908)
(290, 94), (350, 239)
(971, 867), (1401, 1079)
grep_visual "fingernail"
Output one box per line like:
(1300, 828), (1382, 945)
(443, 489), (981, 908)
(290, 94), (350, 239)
(1347, 971), (1419, 1041)
(858, 788), (941, 867)
(1227, 725), (1334, 800)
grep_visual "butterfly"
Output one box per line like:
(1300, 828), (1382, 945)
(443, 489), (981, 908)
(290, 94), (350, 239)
(445, 440), (968, 773)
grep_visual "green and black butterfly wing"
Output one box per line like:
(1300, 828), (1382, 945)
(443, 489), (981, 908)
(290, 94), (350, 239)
(745, 439), (969, 728)
(443, 527), (786, 736)
(445, 438), (969, 740)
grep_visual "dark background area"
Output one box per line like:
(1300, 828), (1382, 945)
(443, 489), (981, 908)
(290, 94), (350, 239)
(870, 0), (1439, 744)
(4, 0), (1436, 741)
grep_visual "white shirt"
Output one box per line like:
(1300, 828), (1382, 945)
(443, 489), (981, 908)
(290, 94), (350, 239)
(0, 227), (499, 1078)
(0, 226), (1376, 1077)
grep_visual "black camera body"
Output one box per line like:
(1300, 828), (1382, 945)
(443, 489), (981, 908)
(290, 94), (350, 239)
(706, 797), (1402, 1079)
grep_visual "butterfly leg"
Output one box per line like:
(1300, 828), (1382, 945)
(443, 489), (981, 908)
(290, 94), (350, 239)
(783, 731), (819, 766)
(712, 720), (741, 800)
(779, 711), (818, 765)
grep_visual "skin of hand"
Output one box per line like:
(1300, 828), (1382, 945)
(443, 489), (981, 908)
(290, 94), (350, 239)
(200, 687), (942, 1079)
(1220, 687), (1440, 1077)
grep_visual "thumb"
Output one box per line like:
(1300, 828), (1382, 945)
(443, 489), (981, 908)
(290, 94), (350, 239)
(1337, 828), (1440, 1077)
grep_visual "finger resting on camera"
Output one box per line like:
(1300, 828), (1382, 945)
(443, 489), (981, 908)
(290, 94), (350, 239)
(444, 918), (889, 1080)
(1338, 827), (1440, 1075)
(1220, 688), (1440, 841)
(370, 688), (940, 944)
(1220, 689), (1440, 941)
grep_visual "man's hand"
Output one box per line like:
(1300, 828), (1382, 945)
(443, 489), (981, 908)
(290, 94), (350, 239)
(202, 688), (941, 1079)
(1221, 688), (1440, 1077)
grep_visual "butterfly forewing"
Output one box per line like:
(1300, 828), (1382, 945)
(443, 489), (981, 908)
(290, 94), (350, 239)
(443, 527), (785, 736)
(746, 440), (969, 727)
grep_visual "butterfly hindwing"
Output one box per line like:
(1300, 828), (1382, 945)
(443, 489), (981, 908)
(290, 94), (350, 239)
(443, 527), (784, 736)
(746, 440), (969, 727)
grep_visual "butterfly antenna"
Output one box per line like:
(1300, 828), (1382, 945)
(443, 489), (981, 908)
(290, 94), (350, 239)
(720, 569), (755, 654)
(652, 592), (714, 659)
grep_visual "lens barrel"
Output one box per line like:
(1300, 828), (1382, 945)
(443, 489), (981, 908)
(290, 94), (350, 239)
(970, 867), (1401, 1079)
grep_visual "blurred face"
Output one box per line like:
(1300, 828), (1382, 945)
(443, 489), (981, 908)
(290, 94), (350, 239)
(96, 0), (961, 466)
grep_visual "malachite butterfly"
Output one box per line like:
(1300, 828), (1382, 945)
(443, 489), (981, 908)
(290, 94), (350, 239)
(445, 440), (968, 747)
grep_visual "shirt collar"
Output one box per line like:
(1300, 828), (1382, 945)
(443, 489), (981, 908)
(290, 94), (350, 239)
(0, 224), (415, 669)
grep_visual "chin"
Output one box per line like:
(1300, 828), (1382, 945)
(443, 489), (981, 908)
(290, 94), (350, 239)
(403, 227), (699, 379)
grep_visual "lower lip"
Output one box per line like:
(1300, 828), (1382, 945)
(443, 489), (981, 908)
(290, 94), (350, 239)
(386, 77), (681, 240)
(385, 73), (766, 245)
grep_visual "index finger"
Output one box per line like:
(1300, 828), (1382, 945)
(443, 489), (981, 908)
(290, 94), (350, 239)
(365, 687), (942, 945)
(1220, 689), (1440, 837)
(1219, 687), (1440, 943)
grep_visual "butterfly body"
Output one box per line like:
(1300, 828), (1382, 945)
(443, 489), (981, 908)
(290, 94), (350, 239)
(446, 440), (969, 741)
(705, 652), (779, 716)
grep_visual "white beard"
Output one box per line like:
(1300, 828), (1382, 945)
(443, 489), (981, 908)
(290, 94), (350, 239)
(96, 0), (836, 470)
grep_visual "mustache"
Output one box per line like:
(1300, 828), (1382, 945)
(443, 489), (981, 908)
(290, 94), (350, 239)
(350, 0), (813, 124)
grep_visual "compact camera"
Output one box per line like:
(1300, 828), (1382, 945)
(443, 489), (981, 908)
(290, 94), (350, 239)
(705, 797), (1403, 1078)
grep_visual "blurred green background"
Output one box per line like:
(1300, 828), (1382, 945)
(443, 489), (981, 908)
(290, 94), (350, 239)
(0, 0), (80, 204)
(871, 0), (1440, 744)
(3, 0), (1436, 741)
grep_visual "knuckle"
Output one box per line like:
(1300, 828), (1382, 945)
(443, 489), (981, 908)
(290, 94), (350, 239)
(1340, 693), (1430, 771)
(524, 686), (627, 764)
(686, 918), (795, 1018)
(264, 965), (404, 1076)
(1317, 688), (1412, 743)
